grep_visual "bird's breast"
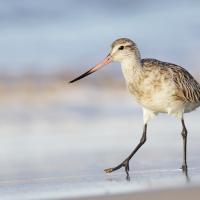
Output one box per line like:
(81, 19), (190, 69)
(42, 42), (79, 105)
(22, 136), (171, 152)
(127, 78), (178, 113)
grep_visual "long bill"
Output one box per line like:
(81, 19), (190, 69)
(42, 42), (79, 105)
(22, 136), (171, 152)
(69, 54), (112, 83)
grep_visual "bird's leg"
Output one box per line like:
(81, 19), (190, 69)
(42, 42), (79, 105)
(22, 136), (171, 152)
(104, 124), (147, 179)
(181, 118), (188, 172)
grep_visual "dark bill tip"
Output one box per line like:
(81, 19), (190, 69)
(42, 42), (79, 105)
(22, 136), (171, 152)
(69, 69), (93, 83)
(69, 54), (112, 84)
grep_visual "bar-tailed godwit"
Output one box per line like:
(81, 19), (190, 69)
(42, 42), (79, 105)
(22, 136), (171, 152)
(69, 38), (200, 179)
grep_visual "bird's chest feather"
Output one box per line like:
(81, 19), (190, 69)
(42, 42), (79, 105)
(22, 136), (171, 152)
(127, 73), (176, 112)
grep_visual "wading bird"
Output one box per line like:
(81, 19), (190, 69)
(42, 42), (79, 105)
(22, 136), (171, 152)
(69, 38), (200, 179)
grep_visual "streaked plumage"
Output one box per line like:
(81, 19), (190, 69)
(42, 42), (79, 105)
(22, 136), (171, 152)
(69, 38), (200, 179)
(114, 39), (200, 121)
(126, 58), (200, 120)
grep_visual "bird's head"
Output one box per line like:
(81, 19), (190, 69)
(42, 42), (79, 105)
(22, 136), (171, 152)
(110, 38), (140, 62)
(69, 38), (140, 83)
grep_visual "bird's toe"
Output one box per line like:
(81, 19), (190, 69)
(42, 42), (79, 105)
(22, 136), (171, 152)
(181, 164), (188, 172)
(104, 168), (113, 173)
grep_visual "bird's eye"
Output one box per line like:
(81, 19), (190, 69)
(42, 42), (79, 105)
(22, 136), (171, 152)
(118, 46), (124, 50)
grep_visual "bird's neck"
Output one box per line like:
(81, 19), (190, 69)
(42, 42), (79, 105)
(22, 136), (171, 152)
(121, 58), (142, 84)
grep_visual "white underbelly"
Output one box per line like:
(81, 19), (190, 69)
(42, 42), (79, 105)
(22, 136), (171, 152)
(133, 90), (174, 113)
(127, 77), (200, 118)
(138, 98), (171, 114)
(136, 95), (200, 118)
(131, 90), (185, 118)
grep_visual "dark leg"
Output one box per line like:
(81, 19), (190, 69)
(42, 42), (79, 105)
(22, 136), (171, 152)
(181, 118), (188, 172)
(104, 124), (147, 179)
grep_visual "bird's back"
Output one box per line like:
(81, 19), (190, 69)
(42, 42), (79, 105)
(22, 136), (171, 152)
(128, 58), (200, 114)
(142, 59), (200, 103)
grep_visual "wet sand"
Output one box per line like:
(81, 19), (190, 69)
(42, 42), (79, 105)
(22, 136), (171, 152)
(0, 86), (199, 199)
(70, 186), (200, 200)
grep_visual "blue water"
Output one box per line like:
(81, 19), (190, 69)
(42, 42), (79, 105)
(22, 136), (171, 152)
(0, 0), (200, 74)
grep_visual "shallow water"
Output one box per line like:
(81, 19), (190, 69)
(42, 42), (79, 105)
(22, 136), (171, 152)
(0, 86), (200, 199)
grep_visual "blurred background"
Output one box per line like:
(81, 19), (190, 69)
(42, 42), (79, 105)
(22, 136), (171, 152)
(0, 0), (200, 199)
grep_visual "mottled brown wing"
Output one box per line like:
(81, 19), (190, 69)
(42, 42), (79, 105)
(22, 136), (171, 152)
(142, 58), (200, 103)
(168, 65), (200, 102)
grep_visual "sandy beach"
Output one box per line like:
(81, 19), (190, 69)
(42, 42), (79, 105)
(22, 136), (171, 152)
(69, 186), (200, 200)
(1, 1), (200, 199)
(0, 84), (199, 199)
